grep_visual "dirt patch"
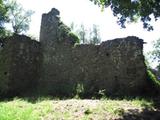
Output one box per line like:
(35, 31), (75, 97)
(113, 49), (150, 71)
(40, 99), (160, 120)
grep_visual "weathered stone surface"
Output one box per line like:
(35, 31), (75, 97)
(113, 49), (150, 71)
(0, 8), (149, 97)
(39, 8), (148, 97)
(0, 34), (41, 96)
(39, 8), (80, 96)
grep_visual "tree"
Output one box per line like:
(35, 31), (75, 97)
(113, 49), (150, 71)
(146, 39), (160, 82)
(70, 23), (101, 44)
(147, 38), (160, 80)
(90, 24), (101, 45)
(70, 22), (75, 31)
(90, 0), (160, 31)
(150, 39), (160, 66)
(6, 0), (34, 34)
(0, 0), (9, 37)
(78, 24), (88, 44)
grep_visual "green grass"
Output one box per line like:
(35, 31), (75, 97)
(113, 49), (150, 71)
(0, 97), (155, 120)
(0, 99), (38, 120)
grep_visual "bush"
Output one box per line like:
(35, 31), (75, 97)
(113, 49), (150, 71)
(68, 32), (80, 44)
(147, 69), (160, 94)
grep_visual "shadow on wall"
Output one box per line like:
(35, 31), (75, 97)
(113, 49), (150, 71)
(0, 8), (155, 98)
(0, 34), (41, 98)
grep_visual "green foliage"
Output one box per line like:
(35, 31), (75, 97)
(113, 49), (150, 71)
(150, 39), (160, 63)
(58, 22), (80, 44)
(0, 0), (9, 37)
(68, 32), (80, 44)
(0, 0), (8, 26)
(78, 24), (88, 44)
(147, 69), (160, 88)
(0, 99), (48, 120)
(147, 69), (160, 95)
(148, 38), (160, 82)
(0, 97), (155, 120)
(70, 23), (101, 44)
(131, 97), (154, 109)
(90, 24), (101, 45)
(0, 0), (34, 36)
(90, 0), (160, 30)
(98, 89), (106, 99)
(6, 0), (34, 34)
(0, 28), (7, 38)
(58, 22), (71, 38)
(112, 108), (125, 116)
(74, 83), (84, 99)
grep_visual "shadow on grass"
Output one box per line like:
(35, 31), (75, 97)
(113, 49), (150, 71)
(1, 94), (160, 120)
(119, 96), (160, 120)
(120, 108), (160, 120)
(0, 95), (74, 103)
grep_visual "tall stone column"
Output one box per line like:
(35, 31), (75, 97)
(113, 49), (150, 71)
(39, 8), (76, 96)
(40, 8), (60, 44)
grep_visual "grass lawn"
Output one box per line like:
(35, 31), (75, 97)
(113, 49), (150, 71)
(0, 97), (159, 120)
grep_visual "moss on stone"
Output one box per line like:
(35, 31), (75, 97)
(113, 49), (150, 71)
(68, 32), (80, 44)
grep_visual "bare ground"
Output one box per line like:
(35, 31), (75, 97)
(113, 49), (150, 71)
(39, 99), (160, 120)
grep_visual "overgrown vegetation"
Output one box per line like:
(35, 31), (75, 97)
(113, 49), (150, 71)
(145, 40), (160, 94)
(70, 23), (101, 44)
(147, 70), (160, 86)
(147, 69), (160, 94)
(0, 97), (156, 120)
(58, 22), (80, 44)
(0, 0), (9, 38)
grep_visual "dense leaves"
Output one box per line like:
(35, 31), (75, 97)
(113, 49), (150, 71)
(0, 0), (34, 37)
(6, 0), (34, 34)
(150, 39), (160, 71)
(0, 0), (8, 27)
(0, 0), (9, 37)
(90, 0), (160, 30)
(152, 39), (160, 62)
(90, 24), (101, 44)
(70, 23), (101, 44)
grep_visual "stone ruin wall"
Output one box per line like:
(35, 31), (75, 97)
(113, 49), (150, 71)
(39, 8), (148, 97)
(0, 35), (41, 96)
(0, 8), (149, 97)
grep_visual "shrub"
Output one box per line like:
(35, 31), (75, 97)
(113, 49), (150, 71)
(68, 32), (80, 44)
(147, 69), (160, 94)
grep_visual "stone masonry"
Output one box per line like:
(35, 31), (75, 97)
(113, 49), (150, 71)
(0, 35), (41, 96)
(39, 8), (148, 97)
(0, 8), (149, 97)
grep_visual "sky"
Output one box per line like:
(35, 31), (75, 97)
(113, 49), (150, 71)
(16, 0), (160, 62)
